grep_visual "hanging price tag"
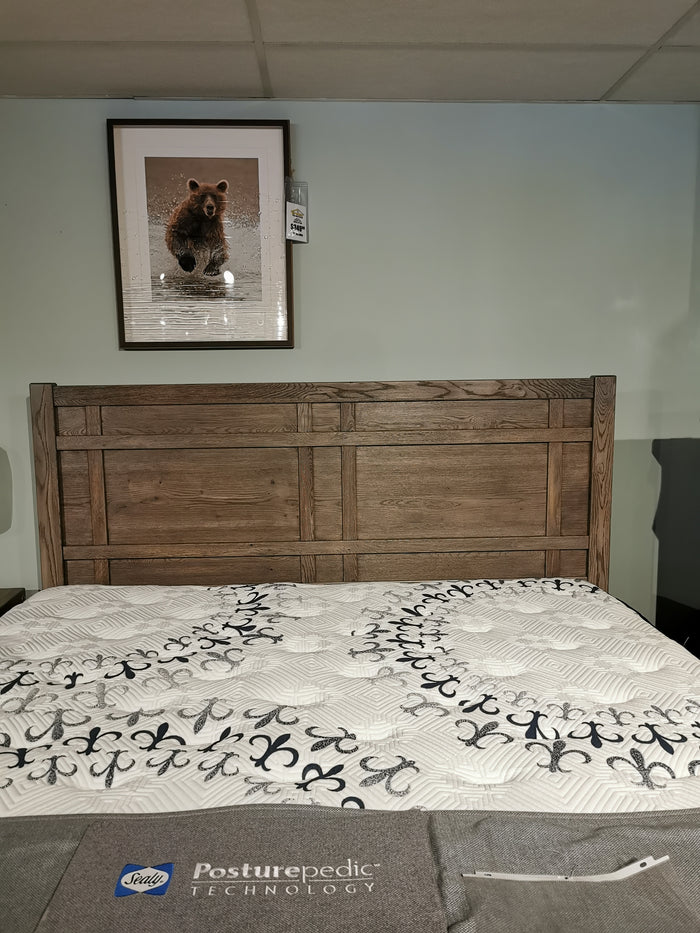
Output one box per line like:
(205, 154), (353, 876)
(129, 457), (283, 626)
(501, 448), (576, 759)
(285, 179), (308, 242)
(286, 201), (308, 242)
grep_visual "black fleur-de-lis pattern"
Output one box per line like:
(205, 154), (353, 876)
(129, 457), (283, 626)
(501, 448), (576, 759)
(1, 579), (700, 815)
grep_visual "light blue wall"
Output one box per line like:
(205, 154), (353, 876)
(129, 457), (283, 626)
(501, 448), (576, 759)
(2, 99), (699, 618)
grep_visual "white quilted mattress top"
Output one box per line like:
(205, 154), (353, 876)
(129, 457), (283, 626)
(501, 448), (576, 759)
(1, 578), (699, 816)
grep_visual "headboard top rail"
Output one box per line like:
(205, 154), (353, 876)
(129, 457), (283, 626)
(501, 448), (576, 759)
(50, 378), (599, 407)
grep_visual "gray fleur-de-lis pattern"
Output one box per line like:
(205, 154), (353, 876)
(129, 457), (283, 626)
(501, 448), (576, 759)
(1, 579), (700, 815)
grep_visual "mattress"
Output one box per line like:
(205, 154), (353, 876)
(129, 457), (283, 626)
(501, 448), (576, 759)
(1, 578), (699, 817)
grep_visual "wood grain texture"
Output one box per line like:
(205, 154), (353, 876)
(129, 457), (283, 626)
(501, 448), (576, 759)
(545, 550), (561, 576)
(300, 555), (317, 583)
(94, 559), (110, 584)
(104, 448), (300, 544)
(102, 404), (297, 435)
(339, 404), (356, 432)
(561, 443), (591, 535)
(85, 408), (107, 548)
(57, 407), (87, 436)
(341, 447), (358, 540)
(298, 446), (315, 541)
(87, 451), (108, 546)
(297, 403), (314, 433)
(316, 555), (343, 582)
(110, 557), (301, 585)
(343, 554), (359, 582)
(354, 400), (549, 431)
(55, 428), (592, 449)
(563, 399), (593, 427)
(62, 536), (590, 559)
(65, 560), (97, 584)
(60, 451), (92, 545)
(312, 448), (342, 540)
(588, 375), (616, 589)
(31, 378), (614, 589)
(339, 399), (356, 569)
(54, 379), (595, 407)
(546, 400), (564, 535)
(546, 400), (564, 575)
(358, 551), (545, 582)
(356, 444), (548, 539)
(312, 404), (341, 432)
(341, 404), (358, 544)
(30, 384), (64, 587)
(560, 550), (588, 578)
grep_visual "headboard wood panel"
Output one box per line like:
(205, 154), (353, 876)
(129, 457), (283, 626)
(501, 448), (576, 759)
(30, 377), (616, 590)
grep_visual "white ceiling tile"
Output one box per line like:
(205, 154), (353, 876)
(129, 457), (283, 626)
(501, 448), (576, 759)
(257, 0), (694, 45)
(266, 47), (643, 101)
(2, 0), (253, 42)
(1, 0), (698, 101)
(610, 49), (700, 100)
(0, 44), (263, 98)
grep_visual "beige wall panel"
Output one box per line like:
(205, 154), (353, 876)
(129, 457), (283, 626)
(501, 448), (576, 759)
(356, 444), (547, 539)
(104, 448), (300, 543)
(355, 400), (549, 431)
(358, 551), (546, 582)
(59, 450), (93, 545)
(102, 404), (297, 435)
(109, 557), (301, 585)
(561, 443), (591, 535)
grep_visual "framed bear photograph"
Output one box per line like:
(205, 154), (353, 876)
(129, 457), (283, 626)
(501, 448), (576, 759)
(107, 119), (293, 349)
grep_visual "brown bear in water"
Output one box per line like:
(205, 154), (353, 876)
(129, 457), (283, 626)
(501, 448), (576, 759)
(165, 178), (229, 276)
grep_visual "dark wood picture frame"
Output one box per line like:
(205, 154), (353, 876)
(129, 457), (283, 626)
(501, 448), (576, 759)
(107, 119), (293, 350)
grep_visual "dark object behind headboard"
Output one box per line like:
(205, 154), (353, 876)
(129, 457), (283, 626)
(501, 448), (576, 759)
(653, 438), (700, 656)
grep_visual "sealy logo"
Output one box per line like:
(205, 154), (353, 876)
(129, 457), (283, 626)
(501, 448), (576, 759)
(115, 863), (174, 897)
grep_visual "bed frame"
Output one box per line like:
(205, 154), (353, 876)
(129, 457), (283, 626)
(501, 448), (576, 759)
(30, 377), (615, 590)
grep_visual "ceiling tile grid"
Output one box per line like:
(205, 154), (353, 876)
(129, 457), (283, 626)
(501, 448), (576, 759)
(0, 43), (263, 99)
(255, 0), (696, 46)
(2, 0), (700, 101)
(265, 46), (646, 102)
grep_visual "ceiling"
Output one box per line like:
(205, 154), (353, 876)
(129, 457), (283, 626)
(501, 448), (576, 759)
(3, 0), (700, 102)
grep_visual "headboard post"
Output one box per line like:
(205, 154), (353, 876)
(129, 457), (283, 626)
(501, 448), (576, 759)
(587, 375), (616, 590)
(30, 383), (64, 588)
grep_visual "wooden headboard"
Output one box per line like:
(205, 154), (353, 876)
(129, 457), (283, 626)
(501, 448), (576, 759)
(30, 377), (615, 590)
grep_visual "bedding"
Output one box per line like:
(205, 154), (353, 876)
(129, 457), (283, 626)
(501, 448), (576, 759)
(2, 577), (699, 818)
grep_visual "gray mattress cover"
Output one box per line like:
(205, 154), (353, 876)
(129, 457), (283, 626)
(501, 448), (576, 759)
(2, 805), (700, 932)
